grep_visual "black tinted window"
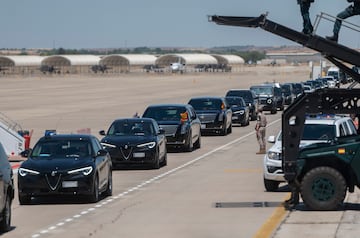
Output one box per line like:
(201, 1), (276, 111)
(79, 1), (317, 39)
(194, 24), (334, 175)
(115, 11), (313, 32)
(31, 139), (91, 158)
(108, 121), (154, 136)
(143, 107), (186, 121)
(189, 99), (222, 110)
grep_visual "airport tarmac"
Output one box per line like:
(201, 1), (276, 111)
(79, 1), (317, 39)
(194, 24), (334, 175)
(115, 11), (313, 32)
(4, 65), (360, 238)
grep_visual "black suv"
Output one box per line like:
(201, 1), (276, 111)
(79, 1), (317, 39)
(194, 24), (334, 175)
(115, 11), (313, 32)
(0, 143), (14, 232)
(188, 96), (232, 135)
(142, 104), (201, 152)
(225, 89), (258, 120)
(250, 84), (284, 114)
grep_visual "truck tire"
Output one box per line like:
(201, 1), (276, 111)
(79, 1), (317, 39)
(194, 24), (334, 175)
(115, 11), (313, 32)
(300, 166), (346, 210)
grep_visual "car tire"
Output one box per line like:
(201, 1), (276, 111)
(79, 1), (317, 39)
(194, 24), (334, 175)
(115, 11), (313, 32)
(227, 123), (232, 134)
(220, 121), (227, 136)
(18, 194), (31, 205)
(161, 151), (167, 166)
(0, 195), (11, 232)
(152, 150), (160, 169)
(184, 132), (193, 152)
(89, 175), (99, 203)
(194, 134), (201, 149)
(300, 166), (346, 210)
(264, 178), (280, 192)
(104, 170), (112, 197)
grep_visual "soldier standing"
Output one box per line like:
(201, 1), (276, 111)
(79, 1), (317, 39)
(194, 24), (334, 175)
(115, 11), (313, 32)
(255, 107), (267, 154)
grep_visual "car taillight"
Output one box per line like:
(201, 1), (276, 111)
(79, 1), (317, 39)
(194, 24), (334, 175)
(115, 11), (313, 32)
(180, 112), (188, 124)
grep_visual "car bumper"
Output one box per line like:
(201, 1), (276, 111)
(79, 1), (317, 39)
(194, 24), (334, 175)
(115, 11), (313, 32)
(109, 149), (158, 166)
(231, 114), (246, 124)
(263, 156), (285, 182)
(18, 173), (95, 196)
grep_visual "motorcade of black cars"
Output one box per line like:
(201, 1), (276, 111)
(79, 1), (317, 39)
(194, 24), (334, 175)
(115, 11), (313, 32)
(188, 96), (232, 135)
(18, 134), (112, 204)
(225, 89), (258, 120)
(250, 83), (284, 114)
(225, 96), (250, 126)
(100, 118), (167, 168)
(0, 143), (14, 232)
(142, 104), (201, 152)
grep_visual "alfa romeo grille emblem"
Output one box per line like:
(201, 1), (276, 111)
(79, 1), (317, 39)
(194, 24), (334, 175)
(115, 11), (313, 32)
(51, 171), (57, 177)
(124, 144), (128, 149)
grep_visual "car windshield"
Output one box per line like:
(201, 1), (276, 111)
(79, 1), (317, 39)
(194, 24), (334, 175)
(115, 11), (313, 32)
(281, 85), (291, 95)
(31, 139), (91, 159)
(108, 121), (154, 136)
(251, 86), (272, 95)
(189, 99), (222, 110)
(143, 107), (186, 122)
(227, 91), (252, 101)
(225, 97), (245, 107)
(278, 124), (336, 141)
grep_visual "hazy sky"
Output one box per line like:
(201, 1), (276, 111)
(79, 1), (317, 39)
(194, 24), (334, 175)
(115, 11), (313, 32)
(1, 0), (359, 49)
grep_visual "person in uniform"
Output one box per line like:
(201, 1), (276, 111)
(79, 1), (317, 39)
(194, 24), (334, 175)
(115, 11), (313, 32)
(298, 0), (315, 34)
(326, 0), (360, 42)
(255, 107), (267, 154)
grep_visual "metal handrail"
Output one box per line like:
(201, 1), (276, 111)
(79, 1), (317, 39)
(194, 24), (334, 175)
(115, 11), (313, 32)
(313, 12), (360, 35)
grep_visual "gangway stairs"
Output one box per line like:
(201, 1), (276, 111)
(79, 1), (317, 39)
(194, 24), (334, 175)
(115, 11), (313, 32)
(209, 14), (360, 84)
(0, 112), (25, 157)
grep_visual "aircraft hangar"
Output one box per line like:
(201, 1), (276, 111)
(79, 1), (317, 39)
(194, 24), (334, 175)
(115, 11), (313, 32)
(0, 55), (43, 74)
(156, 53), (244, 72)
(42, 55), (101, 74)
(0, 53), (245, 75)
(100, 54), (158, 73)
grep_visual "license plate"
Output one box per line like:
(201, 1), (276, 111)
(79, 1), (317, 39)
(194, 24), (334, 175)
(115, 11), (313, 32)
(201, 124), (206, 129)
(133, 152), (145, 158)
(62, 181), (78, 188)
(232, 116), (238, 120)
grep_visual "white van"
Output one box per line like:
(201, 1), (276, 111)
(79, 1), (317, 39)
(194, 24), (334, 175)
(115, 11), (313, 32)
(327, 67), (340, 82)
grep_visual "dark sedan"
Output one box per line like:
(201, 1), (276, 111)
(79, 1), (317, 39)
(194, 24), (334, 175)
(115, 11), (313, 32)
(18, 134), (112, 204)
(100, 118), (167, 169)
(188, 96), (232, 135)
(142, 104), (201, 152)
(225, 96), (250, 126)
(226, 89), (258, 121)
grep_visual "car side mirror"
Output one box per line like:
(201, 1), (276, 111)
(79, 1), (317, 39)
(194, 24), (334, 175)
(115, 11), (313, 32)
(267, 135), (276, 143)
(96, 149), (108, 157)
(99, 130), (106, 136)
(159, 128), (165, 135)
(20, 149), (32, 158)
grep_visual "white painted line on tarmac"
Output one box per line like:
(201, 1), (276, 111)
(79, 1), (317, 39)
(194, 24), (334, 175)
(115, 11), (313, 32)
(31, 118), (281, 237)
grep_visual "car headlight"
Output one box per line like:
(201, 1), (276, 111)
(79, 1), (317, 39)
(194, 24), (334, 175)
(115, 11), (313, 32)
(218, 112), (224, 121)
(18, 168), (40, 177)
(101, 142), (117, 149)
(68, 166), (93, 176)
(267, 151), (281, 160)
(137, 142), (156, 149)
(234, 110), (245, 115)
